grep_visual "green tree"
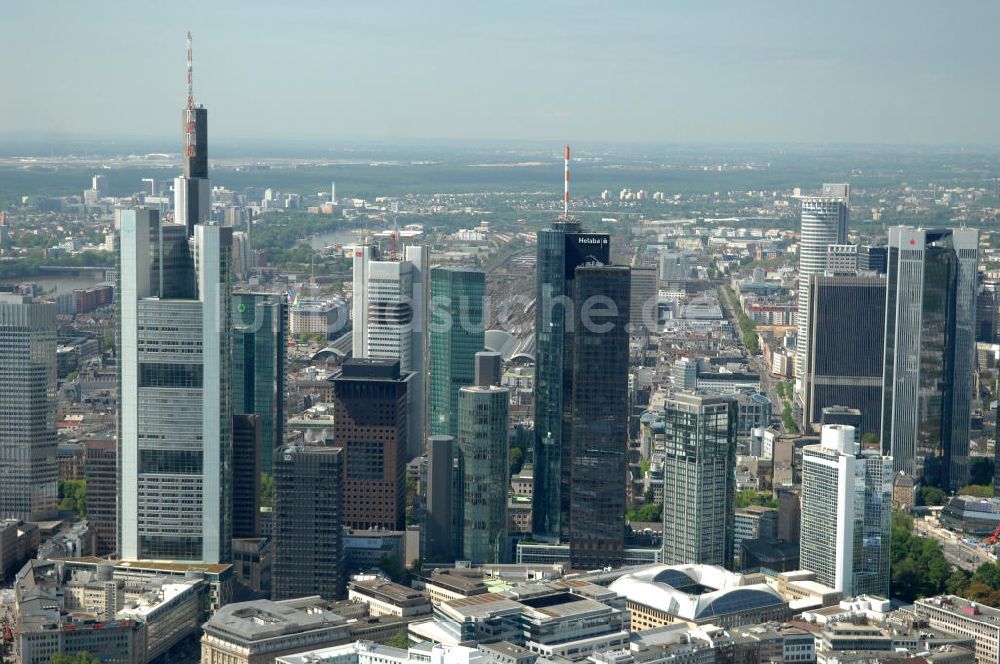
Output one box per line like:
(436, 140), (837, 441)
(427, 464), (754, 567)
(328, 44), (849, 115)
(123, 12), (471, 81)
(918, 486), (946, 506)
(959, 485), (994, 498)
(509, 447), (524, 477)
(385, 631), (411, 649)
(260, 473), (273, 508)
(626, 503), (662, 523)
(58, 480), (86, 517)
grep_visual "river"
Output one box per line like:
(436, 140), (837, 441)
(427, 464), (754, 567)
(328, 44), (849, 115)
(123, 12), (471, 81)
(1, 272), (106, 294)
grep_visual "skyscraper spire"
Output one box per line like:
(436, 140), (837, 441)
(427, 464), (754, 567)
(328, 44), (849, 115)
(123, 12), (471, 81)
(186, 31), (194, 111)
(563, 145), (570, 218)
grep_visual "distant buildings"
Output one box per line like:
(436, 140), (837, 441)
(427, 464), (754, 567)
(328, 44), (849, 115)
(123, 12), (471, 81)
(272, 442), (345, 600)
(429, 267), (485, 438)
(0, 294), (58, 522)
(117, 208), (233, 563)
(661, 392), (736, 568)
(800, 424), (892, 598)
(882, 227), (978, 490)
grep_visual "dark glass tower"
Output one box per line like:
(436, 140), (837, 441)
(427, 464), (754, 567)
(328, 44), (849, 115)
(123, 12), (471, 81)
(430, 267), (485, 438)
(532, 220), (610, 540)
(272, 442), (345, 600)
(232, 292), (287, 474)
(568, 265), (630, 569)
(882, 227), (978, 490)
(232, 414), (261, 539)
(804, 273), (887, 438)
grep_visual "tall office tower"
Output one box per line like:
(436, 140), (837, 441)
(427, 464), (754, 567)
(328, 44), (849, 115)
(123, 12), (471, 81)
(533, 220), (610, 540)
(882, 227), (978, 490)
(85, 439), (117, 556)
(825, 244), (859, 274)
(118, 208), (233, 563)
(629, 265), (658, 334)
(272, 443), (345, 600)
(795, 186), (849, 380)
(351, 244), (429, 459)
(803, 273), (886, 436)
(429, 267), (485, 438)
(425, 435), (456, 562)
(174, 35), (209, 236)
(456, 365), (510, 564)
(0, 294), (57, 521)
(800, 425), (893, 598)
(332, 359), (410, 530)
(977, 287), (996, 343)
(232, 414), (261, 539)
(232, 292), (287, 474)
(661, 392), (736, 568)
(569, 265), (631, 570)
(475, 351), (502, 388)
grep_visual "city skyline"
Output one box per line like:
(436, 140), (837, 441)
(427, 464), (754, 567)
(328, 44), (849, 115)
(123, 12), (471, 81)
(4, 1), (1000, 145)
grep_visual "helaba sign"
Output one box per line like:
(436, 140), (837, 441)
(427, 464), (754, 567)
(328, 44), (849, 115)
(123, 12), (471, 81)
(565, 233), (610, 278)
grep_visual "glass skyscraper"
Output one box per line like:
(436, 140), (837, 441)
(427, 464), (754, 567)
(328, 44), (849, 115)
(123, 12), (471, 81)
(800, 424), (892, 597)
(118, 208), (233, 563)
(232, 292), (287, 474)
(661, 392), (736, 569)
(804, 273), (887, 437)
(0, 294), (58, 522)
(457, 383), (509, 564)
(881, 227), (978, 490)
(568, 265), (630, 570)
(532, 220), (610, 540)
(430, 267), (485, 438)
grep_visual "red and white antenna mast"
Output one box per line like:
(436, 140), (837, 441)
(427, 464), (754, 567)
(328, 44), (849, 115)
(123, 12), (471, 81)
(186, 31), (194, 110)
(563, 144), (570, 218)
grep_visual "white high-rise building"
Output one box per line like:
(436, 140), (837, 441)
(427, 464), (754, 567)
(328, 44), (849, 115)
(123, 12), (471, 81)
(0, 294), (58, 521)
(800, 424), (892, 598)
(795, 186), (848, 381)
(118, 208), (232, 563)
(351, 243), (429, 459)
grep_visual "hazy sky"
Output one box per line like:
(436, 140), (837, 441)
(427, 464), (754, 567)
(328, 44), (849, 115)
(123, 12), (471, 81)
(4, 0), (999, 146)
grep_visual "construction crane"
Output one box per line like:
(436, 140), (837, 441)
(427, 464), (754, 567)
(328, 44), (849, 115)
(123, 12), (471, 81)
(984, 524), (1000, 546)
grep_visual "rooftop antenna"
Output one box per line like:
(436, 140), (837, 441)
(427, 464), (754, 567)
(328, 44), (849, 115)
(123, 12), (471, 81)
(186, 31), (194, 110)
(563, 144), (570, 218)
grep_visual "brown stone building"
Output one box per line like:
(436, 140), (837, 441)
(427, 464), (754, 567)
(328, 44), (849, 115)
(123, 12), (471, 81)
(332, 359), (410, 530)
(84, 439), (116, 556)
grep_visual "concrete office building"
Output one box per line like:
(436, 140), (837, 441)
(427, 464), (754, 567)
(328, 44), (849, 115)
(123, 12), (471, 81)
(272, 443), (345, 600)
(352, 244), (429, 460)
(800, 425), (893, 597)
(457, 366), (510, 564)
(118, 208), (233, 563)
(533, 220), (610, 541)
(332, 359), (410, 530)
(882, 227), (978, 489)
(84, 439), (117, 556)
(0, 294), (58, 521)
(232, 292), (286, 474)
(661, 392), (736, 568)
(795, 186), (849, 380)
(803, 273), (887, 436)
(430, 267), (485, 438)
(915, 596), (1000, 664)
(569, 265), (631, 570)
